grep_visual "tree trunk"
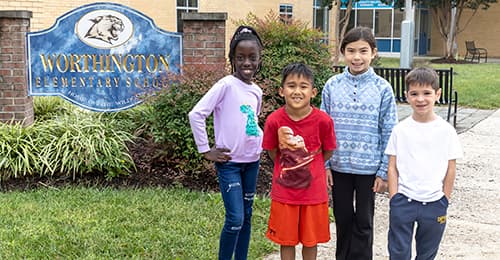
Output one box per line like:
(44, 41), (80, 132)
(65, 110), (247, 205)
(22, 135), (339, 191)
(333, 0), (353, 65)
(446, 7), (457, 59)
(430, 1), (455, 59)
(332, 1), (341, 65)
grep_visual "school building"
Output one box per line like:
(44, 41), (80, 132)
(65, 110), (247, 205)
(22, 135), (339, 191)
(1, 0), (499, 59)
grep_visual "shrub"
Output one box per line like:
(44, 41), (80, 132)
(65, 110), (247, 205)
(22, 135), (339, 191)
(0, 110), (134, 181)
(0, 123), (40, 179)
(235, 11), (333, 118)
(33, 96), (74, 121)
(35, 113), (135, 179)
(140, 67), (226, 181)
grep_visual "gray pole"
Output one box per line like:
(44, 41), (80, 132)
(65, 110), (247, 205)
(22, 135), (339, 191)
(448, 6), (457, 59)
(399, 0), (415, 68)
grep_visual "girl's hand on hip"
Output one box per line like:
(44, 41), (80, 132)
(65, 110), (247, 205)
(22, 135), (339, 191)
(203, 147), (232, 163)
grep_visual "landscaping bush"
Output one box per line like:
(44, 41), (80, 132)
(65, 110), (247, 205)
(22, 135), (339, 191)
(235, 11), (333, 119)
(0, 111), (134, 181)
(0, 123), (40, 179)
(35, 113), (135, 179)
(136, 67), (226, 187)
(33, 96), (74, 121)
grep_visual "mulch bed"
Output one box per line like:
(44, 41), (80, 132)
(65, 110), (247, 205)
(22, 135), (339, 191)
(0, 138), (274, 195)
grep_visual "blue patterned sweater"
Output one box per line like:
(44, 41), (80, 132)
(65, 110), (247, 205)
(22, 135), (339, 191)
(320, 67), (398, 179)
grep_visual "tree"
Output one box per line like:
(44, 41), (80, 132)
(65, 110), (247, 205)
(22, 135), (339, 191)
(321, 0), (359, 65)
(384, 0), (498, 60)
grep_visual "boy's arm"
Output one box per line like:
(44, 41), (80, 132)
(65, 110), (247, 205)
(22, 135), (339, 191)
(323, 150), (333, 162)
(443, 159), (457, 200)
(267, 148), (278, 162)
(323, 150), (334, 189)
(387, 155), (398, 199)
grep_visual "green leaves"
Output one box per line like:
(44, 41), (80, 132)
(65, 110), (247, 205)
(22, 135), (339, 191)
(0, 124), (38, 179)
(234, 11), (334, 121)
(0, 107), (135, 180)
(140, 69), (224, 177)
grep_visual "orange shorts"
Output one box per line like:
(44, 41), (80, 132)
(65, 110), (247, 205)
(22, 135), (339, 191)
(266, 200), (330, 247)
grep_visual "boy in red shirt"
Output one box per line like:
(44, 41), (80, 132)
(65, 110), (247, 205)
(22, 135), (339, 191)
(263, 63), (336, 259)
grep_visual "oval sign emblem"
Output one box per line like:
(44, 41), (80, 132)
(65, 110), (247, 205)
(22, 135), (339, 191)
(76, 10), (134, 49)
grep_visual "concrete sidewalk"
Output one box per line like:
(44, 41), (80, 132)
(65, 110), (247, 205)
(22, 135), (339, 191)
(263, 108), (500, 259)
(397, 104), (496, 134)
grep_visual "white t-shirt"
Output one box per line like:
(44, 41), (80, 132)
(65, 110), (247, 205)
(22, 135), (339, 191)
(385, 116), (463, 202)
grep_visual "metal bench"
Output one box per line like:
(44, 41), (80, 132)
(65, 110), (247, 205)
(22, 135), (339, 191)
(333, 66), (458, 127)
(464, 41), (488, 63)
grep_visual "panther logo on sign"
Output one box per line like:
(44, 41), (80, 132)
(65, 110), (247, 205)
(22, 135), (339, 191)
(85, 15), (124, 44)
(76, 10), (133, 49)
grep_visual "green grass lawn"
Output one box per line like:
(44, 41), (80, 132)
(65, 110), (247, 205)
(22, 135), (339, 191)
(377, 57), (500, 109)
(0, 187), (276, 259)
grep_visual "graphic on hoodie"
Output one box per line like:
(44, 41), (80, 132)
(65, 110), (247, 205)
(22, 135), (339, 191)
(277, 126), (318, 189)
(240, 104), (260, 136)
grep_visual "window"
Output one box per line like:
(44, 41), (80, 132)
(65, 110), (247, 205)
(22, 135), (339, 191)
(176, 0), (198, 32)
(392, 9), (404, 37)
(357, 10), (373, 29)
(313, 0), (329, 43)
(279, 4), (293, 24)
(375, 10), (392, 37)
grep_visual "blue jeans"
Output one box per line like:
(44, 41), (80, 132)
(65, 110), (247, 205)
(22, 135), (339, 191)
(215, 160), (260, 260)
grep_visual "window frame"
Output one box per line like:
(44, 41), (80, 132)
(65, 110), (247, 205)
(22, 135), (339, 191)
(279, 3), (293, 24)
(313, 0), (330, 43)
(176, 0), (199, 32)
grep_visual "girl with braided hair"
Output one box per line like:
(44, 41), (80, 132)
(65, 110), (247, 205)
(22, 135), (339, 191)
(189, 25), (264, 260)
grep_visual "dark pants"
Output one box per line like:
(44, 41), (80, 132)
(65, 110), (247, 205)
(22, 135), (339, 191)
(332, 171), (375, 260)
(388, 193), (448, 260)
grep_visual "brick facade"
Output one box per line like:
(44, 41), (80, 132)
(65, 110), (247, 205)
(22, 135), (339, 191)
(0, 11), (34, 125)
(182, 12), (227, 72)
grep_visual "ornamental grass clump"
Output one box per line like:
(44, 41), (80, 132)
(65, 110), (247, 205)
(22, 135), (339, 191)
(35, 113), (135, 179)
(0, 123), (40, 179)
(0, 112), (134, 181)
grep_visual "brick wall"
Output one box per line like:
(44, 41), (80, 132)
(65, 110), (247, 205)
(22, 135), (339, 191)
(0, 11), (34, 125)
(182, 12), (227, 72)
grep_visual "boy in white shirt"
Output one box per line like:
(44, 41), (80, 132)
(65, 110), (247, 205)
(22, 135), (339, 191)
(385, 67), (463, 260)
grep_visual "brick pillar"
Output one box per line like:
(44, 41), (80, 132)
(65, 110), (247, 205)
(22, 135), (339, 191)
(181, 12), (227, 72)
(0, 11), (34, 126)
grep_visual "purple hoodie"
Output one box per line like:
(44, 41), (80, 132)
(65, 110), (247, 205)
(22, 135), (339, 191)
(188, 75), (263, 162)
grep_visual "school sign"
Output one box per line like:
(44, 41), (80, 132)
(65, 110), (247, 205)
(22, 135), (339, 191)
(27, 2), (182, 112)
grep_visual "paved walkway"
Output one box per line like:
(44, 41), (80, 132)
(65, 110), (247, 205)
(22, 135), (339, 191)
(263, 106), (500, 259)
(397, 104), (496, 134)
